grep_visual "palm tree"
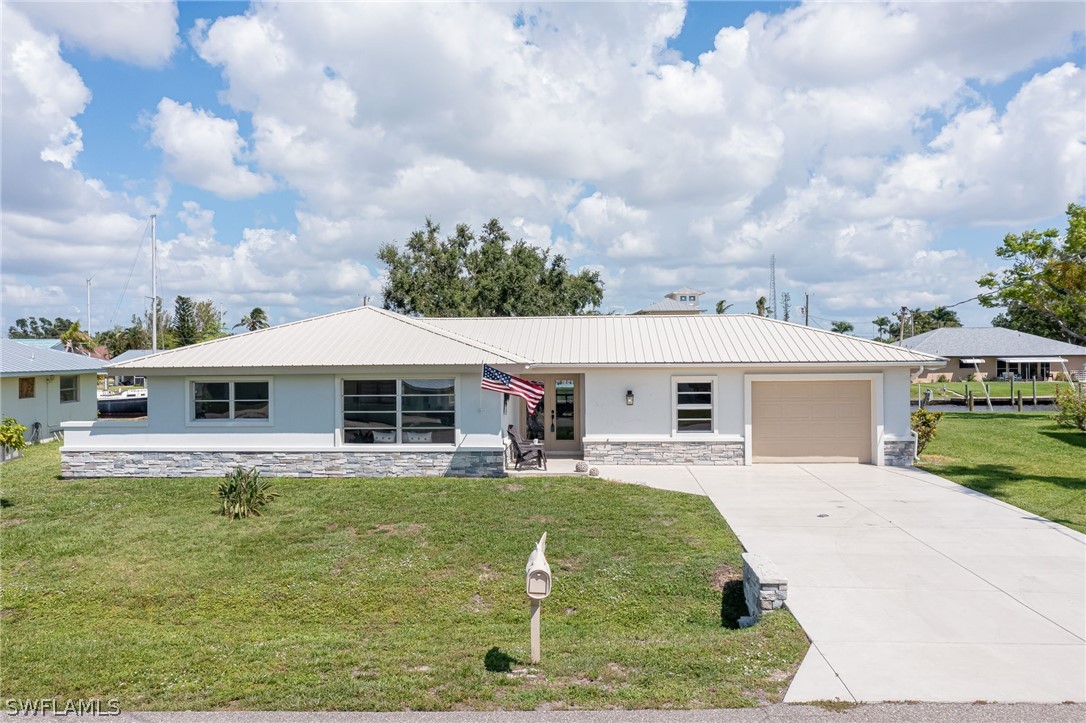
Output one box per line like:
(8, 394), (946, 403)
(60, 321), (93, 353)
(715, 299), (734, 314)
(831, 320), (854, 334)
(872, 315), (891, 342)
(234, 308), (270, 332)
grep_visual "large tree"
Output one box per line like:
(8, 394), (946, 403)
(172, 296), (199, 347)
(379, 218), (603, 317)
(978, 203), (1086, 344)
(194, 300), (228, 341)
(991, 300), (1070, 341)
(7, 317), (76, 339)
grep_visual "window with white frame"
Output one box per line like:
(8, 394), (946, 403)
(59, 375), (79, 403)
(192, 380), (270, 421)
(342, 378), (455, 444)
(674, 378), (713, 433)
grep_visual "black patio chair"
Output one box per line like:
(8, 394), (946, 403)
(507, 424), (546, 471)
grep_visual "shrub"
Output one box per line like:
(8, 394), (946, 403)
(217, 466), (278, 519)
(937, 374), (949, 383)
(966, 373), (977, 382)
(911, 409), (944, 455)
(1054, 385), (1086, 432)
(0, 417), (28, 453)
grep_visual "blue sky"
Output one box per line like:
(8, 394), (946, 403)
(2, 1), (1083, 338)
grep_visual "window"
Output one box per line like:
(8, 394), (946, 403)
(59, 375), (79, 403)
(192, 380), (270, 421)
(675, 378), (713, 433)
(18, 378), (34, 399)
(343, 378), (455, 444)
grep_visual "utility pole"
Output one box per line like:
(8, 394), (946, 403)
(804, 293), (810, 326)
(85, 276), (93, 337)
(769, 254), (777, 319)
(151, 214), (158, 352)
(898, 306), (909, 342)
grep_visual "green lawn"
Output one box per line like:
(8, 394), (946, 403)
(910, 381), (1070, 401)
(917, 412), (1086, 533)
(0, 444), (807, 711)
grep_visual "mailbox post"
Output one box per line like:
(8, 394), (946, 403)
(525, 532), (552, 664)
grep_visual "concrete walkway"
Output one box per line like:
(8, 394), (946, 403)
(598, 463), (1086, 703)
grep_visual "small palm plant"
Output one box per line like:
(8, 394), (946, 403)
(217, 466), (278, 519)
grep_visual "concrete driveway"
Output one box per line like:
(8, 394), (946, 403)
(598, 463), (1086, 703)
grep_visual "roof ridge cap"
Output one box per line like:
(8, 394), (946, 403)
(371, 307), (530, 364)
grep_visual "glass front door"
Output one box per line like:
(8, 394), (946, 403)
(523, 375), (581, 453)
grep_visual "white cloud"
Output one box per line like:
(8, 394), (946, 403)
(16, 0), (180, 68)
(149, 97), (276, 199)
(4, 1), (1084, 334)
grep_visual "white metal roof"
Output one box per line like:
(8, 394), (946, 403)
(1, 339), (107, 377)
(108, 307), (943, 372)
(110, 307), (527, 371)
(633, 298), (703, 314)
(428, 314), (944, 366)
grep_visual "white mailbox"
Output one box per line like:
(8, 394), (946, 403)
(525, 532), (552, 600)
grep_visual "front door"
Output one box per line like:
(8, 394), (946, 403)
(524, 375), (582, 453)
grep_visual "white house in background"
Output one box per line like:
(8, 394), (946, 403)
(895, 327), (1086, 382)
(634, 288), (706, 315)
(62, 307), (945, 478)
(1, 339), (105, 442)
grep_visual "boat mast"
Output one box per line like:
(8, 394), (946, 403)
(151, 214), (157, 352)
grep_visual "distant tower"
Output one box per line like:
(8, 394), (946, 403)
(769, 254), (777, 320)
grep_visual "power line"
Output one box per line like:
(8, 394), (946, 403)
(108, 218), (152, 327)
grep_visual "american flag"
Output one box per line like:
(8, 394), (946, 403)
(481, 364), (545, 413)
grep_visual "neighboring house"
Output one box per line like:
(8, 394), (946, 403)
(62, 307), (944, 478)
(894, 327), (1086, 382)
(11, 338), (64, 351)
(1, 339), (105, 442)
(108, 349), (154, 386)
(634, 288), (706, 315)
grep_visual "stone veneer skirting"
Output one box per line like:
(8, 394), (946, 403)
(883, 439), (915, 467)
(583, 440), (744, 465)
(61, 449), (505, 479)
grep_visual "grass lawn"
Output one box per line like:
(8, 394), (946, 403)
(0, 444), (807, 711)
(910, 381), (1070, 401)
(917, 412), (1086, 533)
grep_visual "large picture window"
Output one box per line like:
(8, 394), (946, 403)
(675, 378), (713, 433)
(59, 375), (79, 403)
(192, 380), (270, 421)
(343, 378), (455, 444)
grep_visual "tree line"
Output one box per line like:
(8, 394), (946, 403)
(8, 302), (271, 357)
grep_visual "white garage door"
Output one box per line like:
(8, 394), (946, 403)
(752, 380), (872, 463)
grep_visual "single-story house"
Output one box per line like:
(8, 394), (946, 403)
(61, 307), (944, 478)
(895, 327), (1086, 382)
(1, 339), (106, 442)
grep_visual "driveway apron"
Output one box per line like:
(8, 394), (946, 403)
(600, 463), (1086, 703)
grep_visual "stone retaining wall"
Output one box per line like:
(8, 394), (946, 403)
(61, 449), (505, 479)
(883, 439), (915, 467)
(742, 552), (788, 619)
(583, 440), (744, 465)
